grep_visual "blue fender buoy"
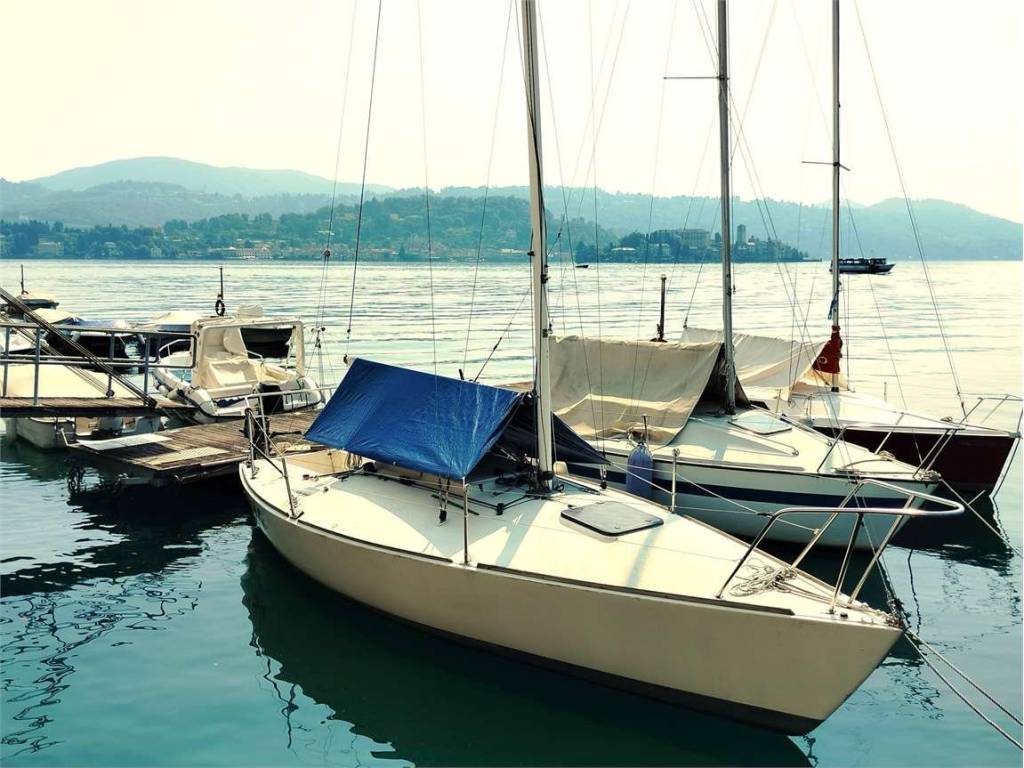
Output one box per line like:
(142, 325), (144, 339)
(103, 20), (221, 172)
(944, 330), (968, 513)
(625, 442), (654, 498)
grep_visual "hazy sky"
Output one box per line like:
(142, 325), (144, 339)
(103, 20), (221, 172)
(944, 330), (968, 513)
(2, 0), (1020, 221)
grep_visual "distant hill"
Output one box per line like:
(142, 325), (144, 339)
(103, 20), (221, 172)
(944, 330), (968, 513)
(432, 186), (1023, 262)
(2, 158), (1019, 261)
(24, 156), (393, 197)
(0, 179), (341, 228)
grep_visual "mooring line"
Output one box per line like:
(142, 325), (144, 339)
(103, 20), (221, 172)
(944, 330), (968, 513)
(904, 629), (1022, 750)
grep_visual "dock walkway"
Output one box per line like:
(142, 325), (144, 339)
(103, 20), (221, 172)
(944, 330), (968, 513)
(70, 411), (317, 485)
(0, 396), (193, 417)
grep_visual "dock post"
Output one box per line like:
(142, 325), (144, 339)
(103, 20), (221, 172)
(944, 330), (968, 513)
(106, 333), (116, 396)
(462, 481), (470, 565)
(2, 327), (9, 397)
(670, 448), (679, 512)
(32, 328), (42, 405)
(141, 337), (151, 398)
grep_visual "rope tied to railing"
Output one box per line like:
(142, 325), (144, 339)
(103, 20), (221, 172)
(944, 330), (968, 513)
(727, 561), (797, 597)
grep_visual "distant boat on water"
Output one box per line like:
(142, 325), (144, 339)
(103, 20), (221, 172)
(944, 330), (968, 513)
(833, 257), (894, 274)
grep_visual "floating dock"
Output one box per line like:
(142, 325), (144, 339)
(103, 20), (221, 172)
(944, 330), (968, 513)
(0, 396), (192, 417)
(70, 411), (317, 485)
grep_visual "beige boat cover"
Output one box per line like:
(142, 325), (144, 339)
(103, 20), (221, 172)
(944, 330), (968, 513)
(191, 318), (304, 390)
(679, 327), (834, 402)
(549, 335), (721, 445)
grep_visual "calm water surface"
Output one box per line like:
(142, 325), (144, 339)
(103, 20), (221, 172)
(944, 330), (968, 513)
(1, 259), (1021, 766)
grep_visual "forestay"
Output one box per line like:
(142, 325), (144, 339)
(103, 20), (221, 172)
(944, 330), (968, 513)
(549, 335), (721, 446)
(680, 327), (831, 402)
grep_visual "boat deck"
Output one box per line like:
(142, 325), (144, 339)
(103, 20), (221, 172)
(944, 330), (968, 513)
(0, 396), (193, 417)
(69, 410), (317, 484)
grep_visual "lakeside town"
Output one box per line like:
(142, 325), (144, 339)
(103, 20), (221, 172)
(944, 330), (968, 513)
(1, 197), (814, 263)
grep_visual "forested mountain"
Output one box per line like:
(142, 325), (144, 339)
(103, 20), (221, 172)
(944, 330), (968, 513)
(2, 158), (1020, 261)
(1, 196), (620, 263)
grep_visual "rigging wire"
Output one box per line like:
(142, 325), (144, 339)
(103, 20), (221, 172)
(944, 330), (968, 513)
(344, 0), (384, 353)
(846, 200), (908, 408)
(309, 0), (361, 378)
(474, 287), (532, 382)
(415, 0), (438, 379)
(461, 0), (515, 374)
(586, 0), (608, 443)
(535, 4), (602, 443)
(626, 0), (678, 412)
(873, 529), (1022, 751)
(691, 0), (826, 372)
(852, 0), (965, 415)
(561, 0), (628, 221)
(677, 115), (719, 331)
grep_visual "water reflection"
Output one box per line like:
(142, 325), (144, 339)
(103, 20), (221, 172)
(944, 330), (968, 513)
(2, 475), (245, 597)
(1, 568), (204, 756)
(894, 494), (1018, 573)
(0, 475), (243, 759)
(241, 532), (811, 767)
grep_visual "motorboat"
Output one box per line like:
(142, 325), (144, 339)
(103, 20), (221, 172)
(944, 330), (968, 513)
(3, 266), (59, 312)
(152, 314), (321, 423)
(832, 257), (894, 275)
(6, 290), (59, 312)
(550, 335), (940, 548)
(0, 361), (161, 450)
(138, 307), (297, 358)
(31, 308), (135, 361)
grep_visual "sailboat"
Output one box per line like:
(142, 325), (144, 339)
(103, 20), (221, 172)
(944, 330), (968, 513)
(553, 0), (939, 548)
(683, 0), (1019, 491)
(237, 0), (949, 734)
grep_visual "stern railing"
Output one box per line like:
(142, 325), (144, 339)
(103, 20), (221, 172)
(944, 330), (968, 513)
(714, 478), (963, 612)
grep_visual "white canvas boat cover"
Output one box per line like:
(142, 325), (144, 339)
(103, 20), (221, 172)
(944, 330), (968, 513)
(549, 335), (722, 445)
(141, 310), (207, 329)
(679, 327), (831, 402)
(191, 319), (304, 389)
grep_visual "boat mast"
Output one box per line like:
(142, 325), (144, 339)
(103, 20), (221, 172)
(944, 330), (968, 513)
(717, 0), (736, 413)
(521, 0), (554, 488)
(830, 0), (842, 392)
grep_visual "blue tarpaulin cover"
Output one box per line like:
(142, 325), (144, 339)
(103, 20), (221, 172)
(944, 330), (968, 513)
(306, 358), (524, 480)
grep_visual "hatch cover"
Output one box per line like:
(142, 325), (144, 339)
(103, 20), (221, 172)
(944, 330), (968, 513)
(561, 501), (664, 537)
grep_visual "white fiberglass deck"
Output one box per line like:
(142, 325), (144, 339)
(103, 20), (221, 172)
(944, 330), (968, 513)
(787, 389), (1018, 437)
(247, 452), (891, 625)
(603, 406), (930, 480)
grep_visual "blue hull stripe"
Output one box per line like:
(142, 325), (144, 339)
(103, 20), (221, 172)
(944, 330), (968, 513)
(568, 464), (911, 509)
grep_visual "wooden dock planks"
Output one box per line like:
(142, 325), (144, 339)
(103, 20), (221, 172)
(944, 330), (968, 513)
(69, 410), (318, 484)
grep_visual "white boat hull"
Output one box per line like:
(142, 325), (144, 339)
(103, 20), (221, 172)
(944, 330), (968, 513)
(572, 455), (932, 548)
(6, 413), (163, 451)
(243, 470), (900, 734)
(12, 417), (75, 450)
(159, 386), (322, 425)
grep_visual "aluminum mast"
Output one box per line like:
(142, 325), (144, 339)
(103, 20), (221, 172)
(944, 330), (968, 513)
(717, 0), (736, 413)
(830, 0), (842, 392)
(521, 0), (554, 488)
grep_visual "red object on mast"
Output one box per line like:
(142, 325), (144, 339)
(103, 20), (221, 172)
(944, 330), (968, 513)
(814, 325), (843, 375)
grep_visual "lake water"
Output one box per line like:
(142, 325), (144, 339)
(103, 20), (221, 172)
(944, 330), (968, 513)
(1, 258), (1021, 766)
